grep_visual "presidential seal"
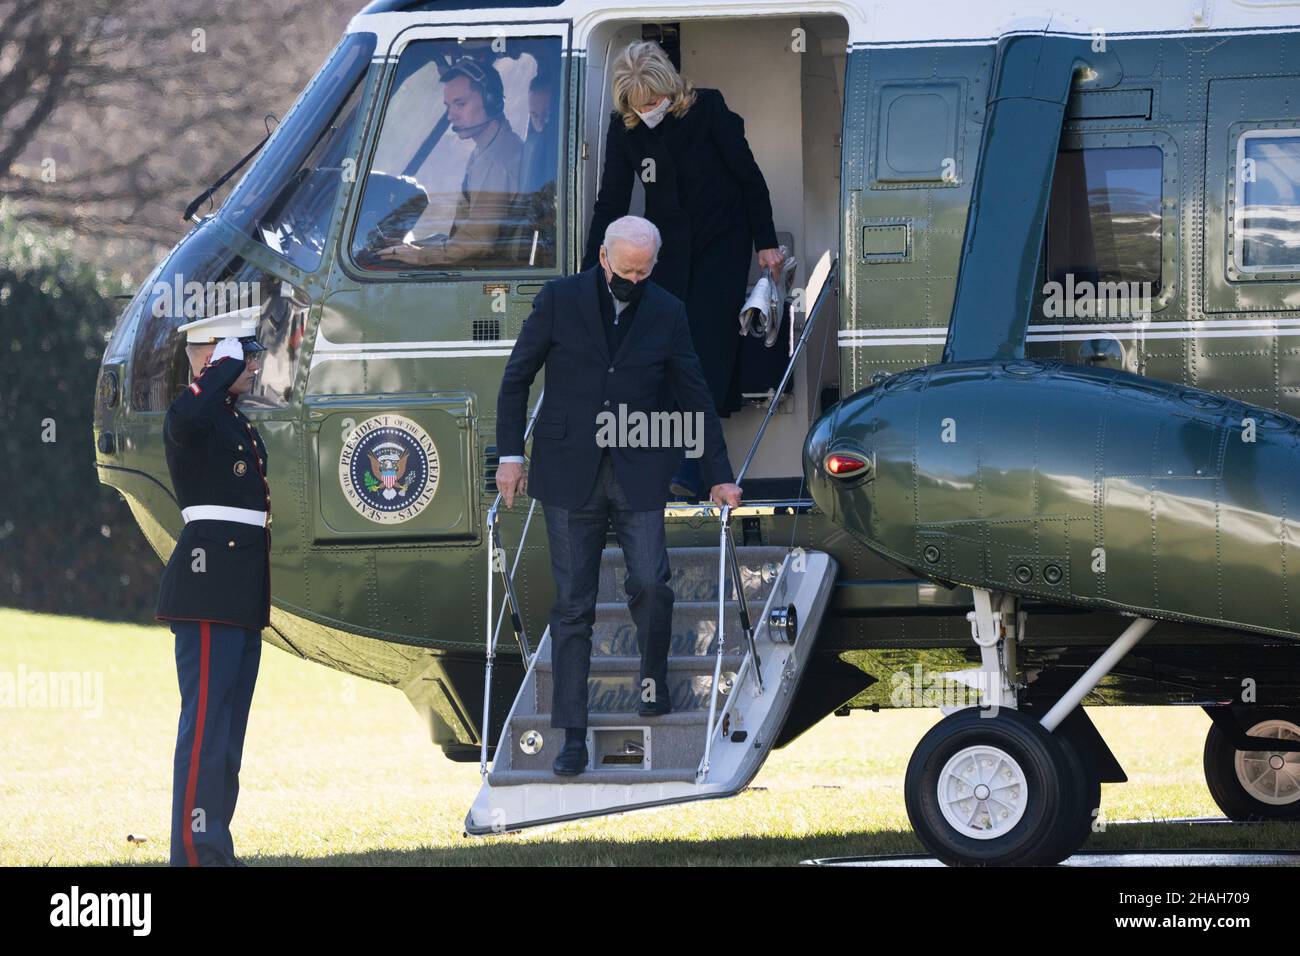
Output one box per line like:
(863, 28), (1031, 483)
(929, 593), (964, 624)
(339, 414), (439, 524)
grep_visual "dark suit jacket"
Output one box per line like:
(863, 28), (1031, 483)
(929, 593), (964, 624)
(497, 266), (735, 511)
(156, 356), (271, 631)
(580, 87), (779, 299)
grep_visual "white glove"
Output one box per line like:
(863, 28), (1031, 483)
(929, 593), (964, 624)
(211, 336), (243, 364)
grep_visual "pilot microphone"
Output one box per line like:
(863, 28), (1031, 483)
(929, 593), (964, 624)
(451, 117), (495, 137)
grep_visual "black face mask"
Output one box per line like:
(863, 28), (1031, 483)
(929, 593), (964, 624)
(607, 270), (645, 304)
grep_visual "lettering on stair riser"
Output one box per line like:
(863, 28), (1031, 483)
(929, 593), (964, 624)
(595, 622), (718, 657)
(587, 681), (707, 712)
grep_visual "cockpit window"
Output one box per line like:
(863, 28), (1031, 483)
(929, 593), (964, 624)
(129, 221), (309, 412)
(220, 32), (376, 273)
(349, 36), (562, 272)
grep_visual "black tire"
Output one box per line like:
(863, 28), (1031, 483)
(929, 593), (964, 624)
(1203, 711), (1300, 822)
(1050, 730), (1101, 861)
(905, 708), (1081, 866)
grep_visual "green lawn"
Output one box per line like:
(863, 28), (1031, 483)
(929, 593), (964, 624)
(2, 606), (1296, 865)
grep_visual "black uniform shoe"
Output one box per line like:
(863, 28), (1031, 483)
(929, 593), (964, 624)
(638, 697), (673, 718)
(553, 740), (588, 776)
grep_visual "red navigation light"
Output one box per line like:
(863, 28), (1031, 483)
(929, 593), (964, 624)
(824, 452), (868, 477)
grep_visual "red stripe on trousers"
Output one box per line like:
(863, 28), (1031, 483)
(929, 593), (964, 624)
(182, 621), (211, 867)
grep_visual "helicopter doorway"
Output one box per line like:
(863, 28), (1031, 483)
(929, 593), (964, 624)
(581, 15), (847, 499)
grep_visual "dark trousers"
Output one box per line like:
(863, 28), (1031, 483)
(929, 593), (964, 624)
(170, 620), (261, 866)
(543, 452), (673, 728)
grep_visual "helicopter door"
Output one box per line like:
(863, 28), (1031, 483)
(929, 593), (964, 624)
(304, 22), (571, 544)
(841, 73), (969, 388)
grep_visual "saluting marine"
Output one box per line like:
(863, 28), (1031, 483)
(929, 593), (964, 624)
(155, 311), (270, 867)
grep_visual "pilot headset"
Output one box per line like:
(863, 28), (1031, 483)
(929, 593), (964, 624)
(443, 57), (506, 119)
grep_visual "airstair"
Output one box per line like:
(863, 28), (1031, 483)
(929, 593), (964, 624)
(466, 256), (839, 835)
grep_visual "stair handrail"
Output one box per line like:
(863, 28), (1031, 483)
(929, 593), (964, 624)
(699, 257), (838, 781)
(481, 389), (545, 775)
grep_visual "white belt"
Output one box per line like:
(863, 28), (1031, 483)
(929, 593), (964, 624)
(182, 505), (269, 527)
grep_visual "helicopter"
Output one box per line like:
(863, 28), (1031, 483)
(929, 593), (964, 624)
(94, 0), (1300, 864)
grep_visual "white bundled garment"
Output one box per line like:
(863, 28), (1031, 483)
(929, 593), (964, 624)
(738, 246), (797, 348)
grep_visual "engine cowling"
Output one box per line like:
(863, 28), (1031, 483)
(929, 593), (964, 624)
(804, 359), (1300, 640)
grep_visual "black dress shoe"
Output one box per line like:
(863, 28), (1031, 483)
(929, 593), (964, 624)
(638, 697), (673, 718)
(553, 740), (588, 776)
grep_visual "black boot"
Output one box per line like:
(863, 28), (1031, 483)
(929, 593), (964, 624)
(553, 729), (588, 776)
(638, 682), (673, 718)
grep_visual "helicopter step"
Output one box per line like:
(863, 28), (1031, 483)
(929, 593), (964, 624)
(490, 711), (709, 785)
(465, 545), (837, 835)
(597, 545), (789, 604)
(531, 651), (748, 717)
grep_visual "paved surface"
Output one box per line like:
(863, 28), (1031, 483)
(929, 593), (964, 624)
(804, 849), (1300, 867)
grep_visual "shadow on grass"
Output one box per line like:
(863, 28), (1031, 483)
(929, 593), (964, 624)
(107, 829), (923, 867)
(105, 820), (1300, 866)
(262, 828), (928, 867)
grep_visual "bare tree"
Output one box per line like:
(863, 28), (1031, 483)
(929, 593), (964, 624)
(1, 0), (357, 275)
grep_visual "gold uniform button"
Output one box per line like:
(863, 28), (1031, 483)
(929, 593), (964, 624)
(234, 461), (247, 476)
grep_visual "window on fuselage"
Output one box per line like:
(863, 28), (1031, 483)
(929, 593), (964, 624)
(1235, 131), (1300, 273)
(349, 36), (562, 273)
(1045, 146), (1163, 290)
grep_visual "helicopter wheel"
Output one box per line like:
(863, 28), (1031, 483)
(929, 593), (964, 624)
(905, 708), (1091, 866)
(1203, 710), (1300, 821)
(1052, 718), (1104, 854)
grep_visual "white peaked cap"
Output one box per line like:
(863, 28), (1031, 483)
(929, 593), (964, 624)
(176, 305), (261, 344)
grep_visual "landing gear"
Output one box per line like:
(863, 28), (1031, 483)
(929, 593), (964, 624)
(1203, 710), (1300, 821)
(905, 708), (1091, 865)
(903, 589), (1153, 865)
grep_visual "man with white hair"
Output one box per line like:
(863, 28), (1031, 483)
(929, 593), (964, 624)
(496, 214), (742, 775)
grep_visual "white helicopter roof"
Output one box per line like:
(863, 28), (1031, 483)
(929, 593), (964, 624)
(346, 0), (1300, 52)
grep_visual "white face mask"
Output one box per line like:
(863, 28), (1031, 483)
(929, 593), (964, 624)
(635, 97), (671, 128)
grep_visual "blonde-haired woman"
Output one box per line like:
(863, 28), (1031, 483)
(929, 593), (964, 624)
(582, 40), (783, 499)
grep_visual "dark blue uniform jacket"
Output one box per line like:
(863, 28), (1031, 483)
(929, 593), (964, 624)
(156, 356), (271, 630)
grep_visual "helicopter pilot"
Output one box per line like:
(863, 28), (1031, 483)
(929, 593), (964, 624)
(375, 57), (523, 268)
(156, 311), (270, 866)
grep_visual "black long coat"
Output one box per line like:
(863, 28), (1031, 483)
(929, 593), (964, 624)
(581, 88), (778, 415)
